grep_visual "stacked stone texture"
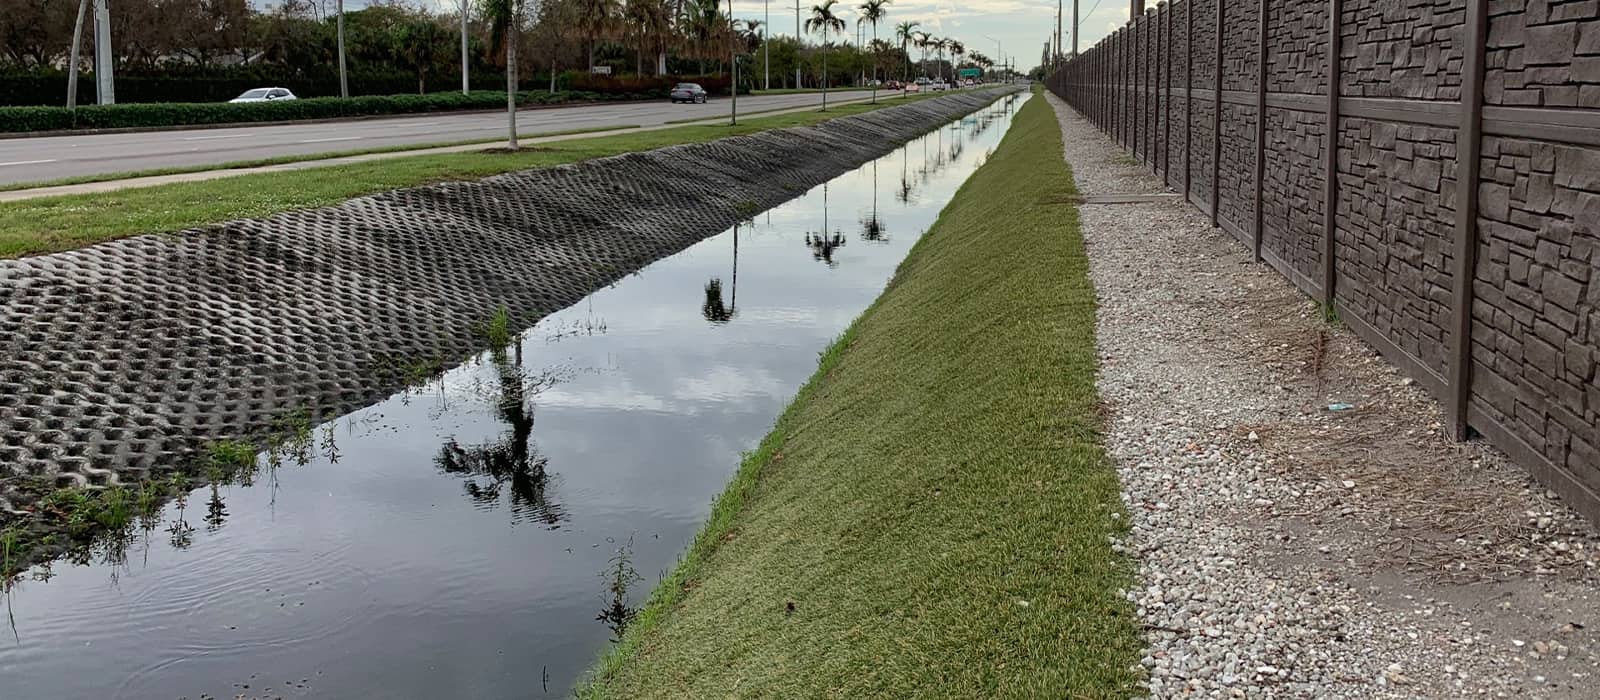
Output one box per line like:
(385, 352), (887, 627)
(1336, 118), (1459, 376)
(1472, 136), (1600, 494)
(1341, 0), (1468, 100)
(1046, 0), (1598, 517)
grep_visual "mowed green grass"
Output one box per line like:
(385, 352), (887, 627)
(581, 93), (1142, 698)
(0, 96), (934, 260)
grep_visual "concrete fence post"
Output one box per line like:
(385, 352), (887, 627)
(1184, 0), (1193, 198)
(1252, 0), (1267, 262)
(1211, 0), (1223, 226)
(1321, 0), (1342, 306)
(1162, 2), (1172, 185)
(1448, 0), (1489, 440)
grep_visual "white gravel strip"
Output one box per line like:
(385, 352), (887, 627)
(1047, 93), (1600, 699)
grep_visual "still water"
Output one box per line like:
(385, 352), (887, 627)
(0, 92), (1027, 699)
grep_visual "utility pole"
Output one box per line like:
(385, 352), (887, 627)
(1072, 0), (1079, 56)
(92, 0), (114, 104)
(1056, 0), (1062, 67)
(730, 0), (738, 124)
(796, 0), (802, 88)
(461, 0), (470, 94)
(337, 0), (349, 98)
(771, 0), (777, 90)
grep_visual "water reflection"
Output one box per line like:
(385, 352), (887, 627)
(861, 161), (888, 243)
(435, 343), (565, 527)
(702, 221), (741, 324)
(0, 92), (1030, 700)
(805, 183), (847, 265)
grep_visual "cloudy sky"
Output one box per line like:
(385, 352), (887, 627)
(304, 0), (1135, 70)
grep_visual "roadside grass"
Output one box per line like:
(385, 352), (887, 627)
(580, 92), (1141, 697)
(0, 95), (947, 260)
(0, 124), (640, 194)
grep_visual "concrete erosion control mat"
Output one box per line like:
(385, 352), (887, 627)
(0, 88), (1017, 515)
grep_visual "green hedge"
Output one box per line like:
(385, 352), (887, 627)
(0, 69), (737, 107)
(0, 89), (654, 134)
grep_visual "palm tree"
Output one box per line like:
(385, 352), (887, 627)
(683, 0), (723, 75)
(949, 39), (963, 82)
(805, 0), (847, 110)
(577, 0), (622, 73)
(932, 37), (947, 81)
(626, 0), (671, 75)
(921, 31), (934, 79)
(483, 0), (524, 148)
(856, 0), (888, 102)
(893, 20), (918, 84)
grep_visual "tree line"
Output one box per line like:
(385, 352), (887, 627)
(0, 0), (1000, 103)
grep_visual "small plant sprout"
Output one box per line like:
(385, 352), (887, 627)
(477, 306), (514, 350)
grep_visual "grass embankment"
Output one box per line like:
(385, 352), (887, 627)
(582, 93), (1141, 697)
(0, 94), (944, 260)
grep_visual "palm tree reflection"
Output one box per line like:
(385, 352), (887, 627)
(703, 221), (740, 323)
(805, 183), (846, 265)
(861, 160), (887, 242)
(436, 342), (564, 527)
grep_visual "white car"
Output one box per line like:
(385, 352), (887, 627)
(229, 87), (297, 104)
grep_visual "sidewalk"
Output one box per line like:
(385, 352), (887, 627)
(1048, 92), (1600, 698)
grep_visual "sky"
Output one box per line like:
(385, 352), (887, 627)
(298, 0), (1136, 71)
(723, 0), (1131, 69)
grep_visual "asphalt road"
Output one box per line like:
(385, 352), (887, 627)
(0, 90), (881, 187)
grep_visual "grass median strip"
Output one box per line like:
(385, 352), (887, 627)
(0, 96), (937, 260)
(0, 125), (640, 194)
(580, 93), (1141, 698)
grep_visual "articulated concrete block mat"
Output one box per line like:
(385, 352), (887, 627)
(0, 89), (1017, 515)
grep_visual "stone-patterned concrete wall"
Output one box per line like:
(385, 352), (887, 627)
(1046, 0), (1600, 521)
(1472, 137), (1600, 493)
(1485, 0), (1600, 106)
(1189, 0), (1218, 209)
(1218, 102), (1259, 242)
(1224, 0), (1263, 92)
(1267, 0), (1331, 94)
(1169, 0), (1191, 187)
(1262, 108), (1328, 284)
(1335, 118), (1459, 375)
(1341, 0), (1468, 100)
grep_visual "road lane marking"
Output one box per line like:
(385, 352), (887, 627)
(298, 136), (363, 144)
(182, 134), (251, 141)
(0, 159), (57, 167)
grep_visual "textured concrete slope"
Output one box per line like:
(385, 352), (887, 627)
(0, 89), (1015, 514)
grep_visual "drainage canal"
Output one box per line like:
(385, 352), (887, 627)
(0, 92), (1028, 698)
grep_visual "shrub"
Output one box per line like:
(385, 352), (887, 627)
(0, 89), (652, 133)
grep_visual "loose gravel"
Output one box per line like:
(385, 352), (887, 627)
(1049, 93), (1600, 698)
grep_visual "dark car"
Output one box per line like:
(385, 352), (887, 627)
(670, 83), (708, 104)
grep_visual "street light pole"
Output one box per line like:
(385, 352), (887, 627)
(730, 0), (738, 124)
(764, 0), (770, 90)
(795, 0), (802, 88)
(92, 0), (115, 104)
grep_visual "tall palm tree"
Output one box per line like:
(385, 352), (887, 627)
(921, 30), (934, 79)
(893, 20), (918, 84)
(949, 39), (963, 83)
(805, 0), (847, 111)
(683, 0), (723, 75)
(577, 0), (622, 72)
(856, 0), (888, 103)
(626, 0), (672, 75)
(484, 0), (523, 148)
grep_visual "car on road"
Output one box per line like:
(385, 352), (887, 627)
(669, 83), (708, 104)
(229, 87), (297, 103)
